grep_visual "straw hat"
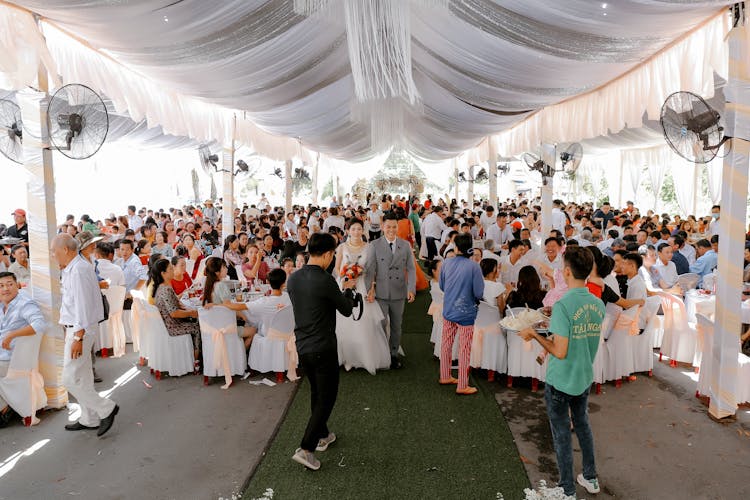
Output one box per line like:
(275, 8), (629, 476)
(75, 231), (103, 251)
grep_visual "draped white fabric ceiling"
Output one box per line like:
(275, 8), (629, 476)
(4, 0), (735, 162)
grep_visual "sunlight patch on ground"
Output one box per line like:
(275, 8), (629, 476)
(0, 439), (50, 479)
(98, 365), (140, 399)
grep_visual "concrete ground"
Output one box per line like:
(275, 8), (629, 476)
(493, 354), (750, 500)
(0, 347), (295, 500)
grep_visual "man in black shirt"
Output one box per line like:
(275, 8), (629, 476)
(287, 232), (356, 471)
(6, 209), (29, 249)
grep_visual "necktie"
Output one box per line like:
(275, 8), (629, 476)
(389, 242), (394, 253)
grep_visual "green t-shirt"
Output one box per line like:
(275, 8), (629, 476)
(546, 287), (605, 396)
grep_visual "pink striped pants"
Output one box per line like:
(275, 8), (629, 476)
(440, 319), (474, 390)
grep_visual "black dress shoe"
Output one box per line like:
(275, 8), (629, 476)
(390, 357), (402, 370)
(97, 405), (119, 437)
(65, 421), (98, 431)
(94, 376), (103, 383)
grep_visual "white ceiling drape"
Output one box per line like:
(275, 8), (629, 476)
(1, 0), (735, 163)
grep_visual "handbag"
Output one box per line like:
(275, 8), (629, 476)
(99, 293), (110, 323)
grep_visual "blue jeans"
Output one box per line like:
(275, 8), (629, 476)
(544, 383), (597, 496)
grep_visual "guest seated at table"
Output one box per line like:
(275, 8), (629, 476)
(223, 235), (243, 280)
(170, 256), (193, 296)
(498, 265), (547, 311)
(7, 245), (29, 285)
(244, 269), (291, 349)
(180, 233), (203, 280)
(0, 271), (47, 428)
(151, 258), (201, 365)
(480, 258), (508, 309)
(151, 231), (173, 259)
(587, 252), (644, 309)
(242, 244), (270, 283)
(136, 239), (151, 266)
(690, 239), (717, 287)
(654, 243), (679, 289)
(203, 257), (252, 314)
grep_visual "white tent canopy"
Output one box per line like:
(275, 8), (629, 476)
(0, 0), (736, 164)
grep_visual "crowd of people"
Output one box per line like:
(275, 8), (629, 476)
(0, 190), (741, 492)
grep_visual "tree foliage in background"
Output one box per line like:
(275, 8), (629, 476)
(322, 178), (333, 200)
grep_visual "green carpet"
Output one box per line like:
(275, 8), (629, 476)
(243, 291), (530, 500)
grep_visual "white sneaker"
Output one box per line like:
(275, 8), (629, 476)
(291, 448), (320, 470)
(316, 432), (337, 452)
(577, 473), (600, 494)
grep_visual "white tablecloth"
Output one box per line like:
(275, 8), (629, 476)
(684, 290), (750, 324)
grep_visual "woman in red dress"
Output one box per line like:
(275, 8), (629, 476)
(170, 255), (193, 296)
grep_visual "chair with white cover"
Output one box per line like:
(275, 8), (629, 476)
(642, 296), (664, 348)
(99, 285), (126, 358)
(0, 333), (47, 426)
(248, 306), (299, 382)
(695, 314), (714, 399)
(657, 291), (697, 367)
(677, 273), (700, 292)
(130, 290), (149, 365)
(591, 306), (617, 393)
(604, 303), (638, 385)
(198, 306), (246, 389)
(504, 307), (546, 391)
(140, 301), (194, 378)
(470, 301), (507, 380)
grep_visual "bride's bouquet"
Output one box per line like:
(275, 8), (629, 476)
(340, 262), (363, 282)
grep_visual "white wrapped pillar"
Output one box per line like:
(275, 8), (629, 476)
(221, 146), (234, 243)
(18, 89), (66, 408)
(488, 138), (498, 208)
(467, 164), (474, 205)
(285, 159), (293, 213)
(709, 21), (749, 420)
(311, 154), (319, 205)
(540, 143), (556, 238)
(453, 158), (459, 203)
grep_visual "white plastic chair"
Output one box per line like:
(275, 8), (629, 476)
(630, 308), (655, 376)
(657, 291), (697, 367)
(430, 287), (459, 360)
(198, 306), (246, 389)
(131, 290), (148, 365)
(641, 296), (663, 348)
(504, 306), (546, 391)
(470, 302), (507, 378)
(141, 301), (194, 378)
(248, 306), (298, 382)
(99, 285), (126, 358)
(0, 333), (47, 426)
(677, 273), (700, 291)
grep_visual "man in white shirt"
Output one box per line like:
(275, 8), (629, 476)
(482, 240), (502, 264)
(499, 240), (526, 285)
(654, 243), (679, 289)
(283, 212), (298, 241)
(677, 232), (696, 265)
(322, 207), (345, 232)
(623, 253), (647, 301)
(478, 206), (495, 236)
(486, 212), (515, 252)
(126, 205), (143, 233)
(51, 234), (119, 436)
(367, 202), (383, 241)
(551, 199), (567, 234)
(421, 206), (448, 260)
(535, 237), (563, 289)
(95, 242), (125, 287)
(117, 240), (147, 305)
(709, 205), (720, 236)
(597, 230), (619, 253)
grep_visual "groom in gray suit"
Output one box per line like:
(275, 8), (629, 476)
(365, 213), (416, 369)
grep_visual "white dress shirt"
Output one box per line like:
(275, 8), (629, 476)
(551, 208), (566, 233)
(499, 255), (526, 285)
(482, 279), (504, 305)
(323, 215), (345, 232)
(119, 254), (147, 292)
(127, 214), (143, 232)
(486, 223), (514, 250)
(422, 212), (447, 240)
(59, 255), (104, 335)
(679, 244), (696, 265)
(96, 259), (125, 287)
(0, 290), (47, 361)
(654, 259), (678, 288)
(626, 274), (647, 301)
(479, 213), (495, 234)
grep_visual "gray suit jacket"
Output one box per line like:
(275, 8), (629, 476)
(365, 237), (416, 301)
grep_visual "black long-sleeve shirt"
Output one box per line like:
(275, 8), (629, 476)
(287, 264), (354, 355)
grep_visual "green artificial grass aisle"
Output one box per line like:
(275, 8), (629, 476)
(243, 291), (530, 500)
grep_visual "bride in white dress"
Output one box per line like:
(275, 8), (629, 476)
(335, 219), (391, 374)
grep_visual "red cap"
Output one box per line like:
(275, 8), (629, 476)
(12, 209), (26, 217)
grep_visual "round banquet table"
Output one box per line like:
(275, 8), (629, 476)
(684, 289), (750, 324)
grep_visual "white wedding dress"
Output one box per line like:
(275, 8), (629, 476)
(336, 241), (391, 375)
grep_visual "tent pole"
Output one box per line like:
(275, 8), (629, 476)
(221, 114), (236, 244)
(540, 143), (556, 237)
(285, 159), (293, 213)
(453, 158), (459, 203)
(692, 163), (700, 216)
(311, 153), (319, 205)
(488, 137), (498, 208)
(467, 164), (475, 207)
(709, 17), (747, 421)
(19, 66), (66, 407)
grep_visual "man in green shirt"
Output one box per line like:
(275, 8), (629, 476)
(408, 204), (421, 250)
(519, 246), (604, 497)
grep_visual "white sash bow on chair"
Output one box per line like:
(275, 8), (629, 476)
(5, 367), (45, 425)
(615, 308), (640, 336)
(267, 328), (299, 381)
(204, 325), (233, 389)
